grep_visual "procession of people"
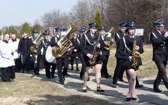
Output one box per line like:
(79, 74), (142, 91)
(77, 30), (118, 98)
(1, 19), (168, 101)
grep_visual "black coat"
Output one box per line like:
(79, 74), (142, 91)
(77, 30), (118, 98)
(118, 35), (144, 67)
(18, 37), (31, 55)
(37, 39), (52, 56)
(150, 29), (168, 61)
(80, 31), (104, 55)
(114, 30), (125, 58)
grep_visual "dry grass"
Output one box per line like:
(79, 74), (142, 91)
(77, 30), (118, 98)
(107, 44), (158, 78)
(0, 73), (113, 105)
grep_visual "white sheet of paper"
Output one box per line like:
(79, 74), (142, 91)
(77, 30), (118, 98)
(134, 28), (144, 36)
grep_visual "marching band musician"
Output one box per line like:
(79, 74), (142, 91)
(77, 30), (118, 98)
(29, 30), (40, 75)
(51, 27), (69, 85)
(70, 33), (79, 71)
(76, 27), (87, 79)
(112, 23), (143, 88)
(18, 33), (31, 73)
(37, 31), (56, 79)
(99, 26), (111, 79)
(119, 22), (143, 101)
(150, 19), (168, 93)
(112, 22), (127, 87)
(0, 34), (15, 82)
(80, 23), (105, 92)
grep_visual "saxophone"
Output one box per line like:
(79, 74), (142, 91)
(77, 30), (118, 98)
(52, 24), (77, 58)
(131, 36), (140, 68)
(104, 27), (115, 50)
(30, 32), (43, 53)
(89, 34), (101, 66)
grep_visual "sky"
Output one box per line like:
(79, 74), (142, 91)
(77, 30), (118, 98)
(0, 0), (78, 28)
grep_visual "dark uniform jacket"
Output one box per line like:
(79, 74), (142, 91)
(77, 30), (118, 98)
(80, 31), (105, 60)
(114, 30), (125, 58)
(70, 38), (79, 57)
(118, 35), (144, 67)
(150, 29), (168, 61)
(37, 39), (52, 56)
(76, 34), (86, 53)
(80, 31), (104, 55)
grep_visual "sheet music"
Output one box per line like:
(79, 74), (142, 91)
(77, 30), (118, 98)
(134, 28), (144, 36)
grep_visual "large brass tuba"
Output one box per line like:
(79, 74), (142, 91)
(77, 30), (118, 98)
(104, 27), (115, 50)
(30, 32), (43, 53)
(52, 23), (77, 58)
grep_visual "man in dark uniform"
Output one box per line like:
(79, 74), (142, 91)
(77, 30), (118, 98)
(99, 27), (111, 78)
(37, 31), (56, 79)
(52, 27), (69, 85)
(29, 30), (40, 75)
(150, 19), (168, 92)
(112, 22), (127, 87)
(76, 27), (87, 79)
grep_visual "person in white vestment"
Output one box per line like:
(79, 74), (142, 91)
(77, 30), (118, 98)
(0, 34), (15, 82)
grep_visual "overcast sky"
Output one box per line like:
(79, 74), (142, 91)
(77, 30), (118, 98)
(0, 0), (78, 28)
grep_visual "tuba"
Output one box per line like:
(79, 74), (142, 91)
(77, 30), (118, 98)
(104, 27), (115, 50)
(52, 23), (77, 58)
(30, 32), (43, 53)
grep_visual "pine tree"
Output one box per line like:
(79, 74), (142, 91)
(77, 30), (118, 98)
(94, 10), (103, 31)
(8, 26), (18, 35)
(20, 22), (32, 36)
(32, 23), (42, 34)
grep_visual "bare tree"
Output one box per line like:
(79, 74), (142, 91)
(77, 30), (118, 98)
(69, 0), (107, 28)
(41, 9), (70, 29)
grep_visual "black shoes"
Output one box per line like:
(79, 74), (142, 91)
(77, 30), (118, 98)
(97, 87), (105, 92)
(34, 71), (40, 75)
(51, 75), (55, 78)
(118, 79), (124, 82)
(105, 75), (111, 79)
(126, 97), (137, 101)
(63, 73), (70, 76)
(136, 84), (143, 88)
(60, 80), (64, 85)
(153, 88), (162, 93)
(82, 84), (104, 92)
(76, 68), (79, 71)
(112, 84), (117, 88)
(87, 77), (90, 81)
